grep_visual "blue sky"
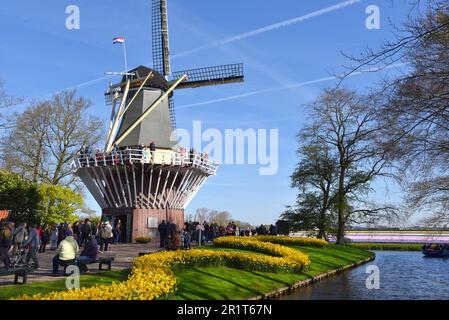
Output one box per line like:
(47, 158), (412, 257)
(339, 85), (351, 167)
(0, 0), (415, 225)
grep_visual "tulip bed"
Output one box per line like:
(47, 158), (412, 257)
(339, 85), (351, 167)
(254, 235), (328, 247)
(213, 237), (310, 271)
(17, 236), (322, 300)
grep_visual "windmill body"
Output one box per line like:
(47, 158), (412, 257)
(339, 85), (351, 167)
(115, 66), (176, 150)
(72, 0), (244, 243)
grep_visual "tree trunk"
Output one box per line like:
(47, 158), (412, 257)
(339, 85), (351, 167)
(336, 217), (346, 244)
(32, 133), (45, 183)
(336, 166), (346, 244)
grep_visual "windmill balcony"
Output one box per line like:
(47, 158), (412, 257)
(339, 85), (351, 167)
(71, 148), (219, 176)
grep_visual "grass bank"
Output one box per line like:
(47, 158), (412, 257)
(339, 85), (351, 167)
(174, 244), (373, 300)
(348, 242), (423, 251)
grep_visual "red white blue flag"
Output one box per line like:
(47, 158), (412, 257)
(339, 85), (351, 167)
(113, 37), (125, 44)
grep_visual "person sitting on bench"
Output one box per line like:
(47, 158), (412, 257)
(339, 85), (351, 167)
(76, 235), (98, 273)
(52, 235), (79, 275)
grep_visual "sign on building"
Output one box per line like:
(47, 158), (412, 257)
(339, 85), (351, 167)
(148, 217), (158, 228)
(0, 210), (10, 220)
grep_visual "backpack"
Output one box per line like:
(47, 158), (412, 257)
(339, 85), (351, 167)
(100, 226), (113, 239)
(1, 227), (12, 247)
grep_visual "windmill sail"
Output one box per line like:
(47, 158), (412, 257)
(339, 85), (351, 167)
(168, 95), (176, 130)
(152, 0), (171, 77)
(171, 63), (244, 89)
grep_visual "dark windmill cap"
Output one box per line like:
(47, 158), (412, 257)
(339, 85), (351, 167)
(122, 66), (169, 91)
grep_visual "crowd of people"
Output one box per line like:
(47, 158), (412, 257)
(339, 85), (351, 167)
(0, 218), (123, 274)
(157, 220), (278, 250)
(1, 215), (279, 274)
(77, 142), (211, 168)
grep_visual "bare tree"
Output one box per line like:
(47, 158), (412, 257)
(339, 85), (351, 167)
(343, 3), (449, 224)
(1, 90), (104, 187)
(194, 208), (209, 223)
(303, 88), (394, 244)
(208, 210), (232, 225)
(1, 101), (51, 182)
(0, 78), (22, 129)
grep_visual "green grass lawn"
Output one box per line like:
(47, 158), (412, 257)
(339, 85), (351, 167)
(348, 242), (423, 251)
(173, 244), (373, 300)
(0, 269), (130, 300)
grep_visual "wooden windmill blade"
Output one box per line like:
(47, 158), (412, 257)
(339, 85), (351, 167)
(152, 0), (171, 77)
(170, 63), (244, 89)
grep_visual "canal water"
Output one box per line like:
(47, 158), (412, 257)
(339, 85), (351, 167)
(279, 251), (449, 300)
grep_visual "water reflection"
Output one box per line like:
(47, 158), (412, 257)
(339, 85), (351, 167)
(279, 251), (449, 300)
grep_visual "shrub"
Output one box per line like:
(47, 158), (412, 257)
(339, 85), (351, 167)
(135, 236), (152, 244)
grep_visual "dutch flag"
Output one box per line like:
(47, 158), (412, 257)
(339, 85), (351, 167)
(113, 37), (125, 44)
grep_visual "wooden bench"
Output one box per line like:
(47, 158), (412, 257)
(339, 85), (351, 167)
(139, 249), (164, 256)
(59, 257), (115, 275)
(0, 267), (32, 284)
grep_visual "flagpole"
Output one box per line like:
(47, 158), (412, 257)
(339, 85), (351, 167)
(123, 38), (129, 80)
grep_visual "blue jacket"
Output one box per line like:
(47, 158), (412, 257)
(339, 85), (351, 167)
(24, 228), (40, 249)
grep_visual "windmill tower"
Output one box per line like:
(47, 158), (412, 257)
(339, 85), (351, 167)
(72, 0), (244, 243)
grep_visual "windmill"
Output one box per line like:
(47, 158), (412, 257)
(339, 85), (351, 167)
(72, 0), (244, 243)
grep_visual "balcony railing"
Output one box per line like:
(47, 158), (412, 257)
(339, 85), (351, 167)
(72, 148), (219, 175)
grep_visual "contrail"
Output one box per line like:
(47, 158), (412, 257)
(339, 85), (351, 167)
(172, 0), (363, 59)
(176, 63), (407, 110)
(47, 0), (362, 95)
(41, 75), (112, 99)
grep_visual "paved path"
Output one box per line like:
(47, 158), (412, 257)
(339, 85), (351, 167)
(0, 242), (161, 286)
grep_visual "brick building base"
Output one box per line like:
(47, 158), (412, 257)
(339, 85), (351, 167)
(102, 208), (184, 243)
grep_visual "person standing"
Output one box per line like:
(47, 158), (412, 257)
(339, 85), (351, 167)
(80, 219), (92, 247)
(188, 221), (195, 244)
(65, 223), (74, 237)
(11, 223), (27, 256)
(57, 223), (66, 246)
(182, 223), (191, 250)
(73, 221), (80, 244)
(100, 221), (113, 252)
(211, 221), (219, 240)
(196, 222), (205, 246)
(114, 220), (122, 244)
(0, 221), (13, 269)
(226, 223), (234, 237)
(36, 224), (43, 242)
(23, 224), (40, 269)
(167, 222), (180, 250)
(50, 225), (58, 250)
(203, 221), (210, 242)
(38, 225), (50, 253)
(269, 224), (277, 235)
(158, 220), (168, 248)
